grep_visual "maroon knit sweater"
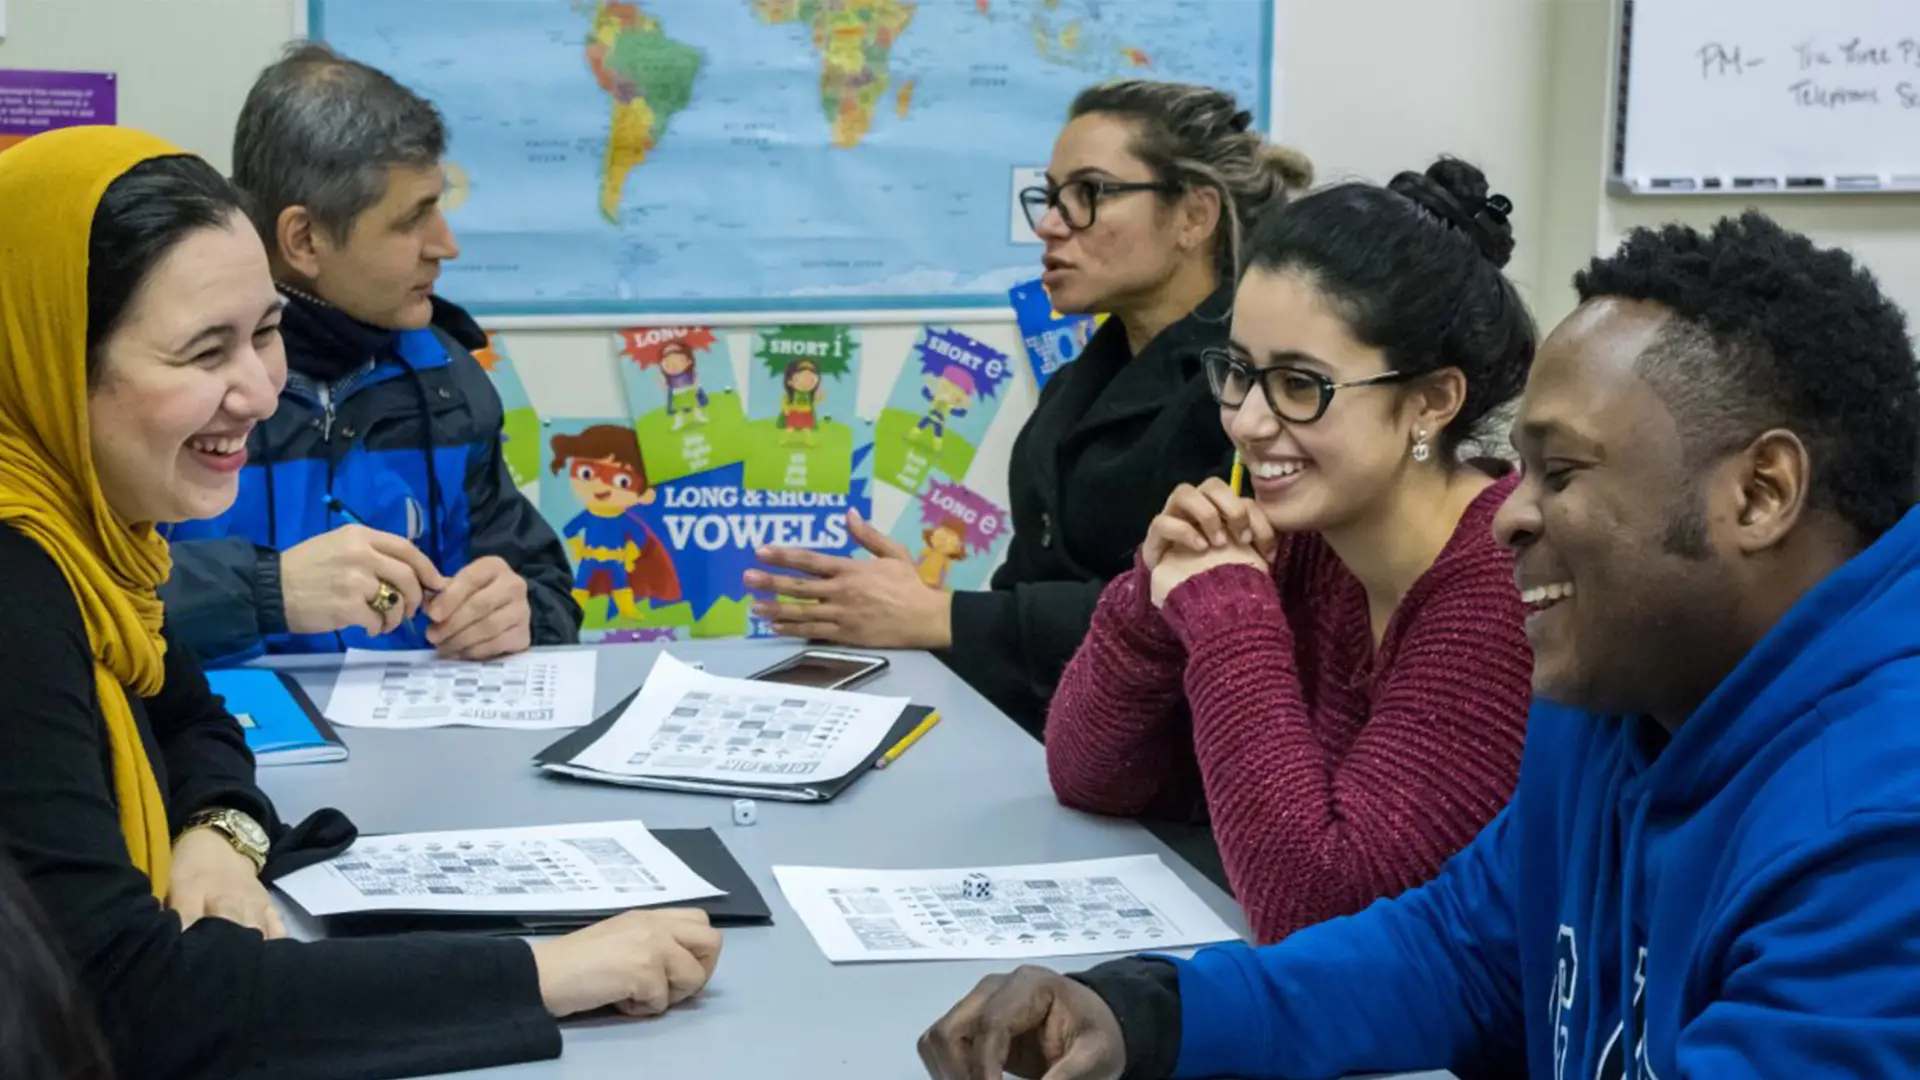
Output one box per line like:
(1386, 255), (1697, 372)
(1046, 474), (1532, 944)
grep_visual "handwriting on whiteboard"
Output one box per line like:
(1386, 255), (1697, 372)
(1694, 37), (1920, 112)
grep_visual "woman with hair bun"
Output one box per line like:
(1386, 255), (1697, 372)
(1047, 157), (1539, 944)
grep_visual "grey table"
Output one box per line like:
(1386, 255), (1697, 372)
(259, 640), (1449, 1080)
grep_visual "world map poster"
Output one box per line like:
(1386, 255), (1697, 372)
(307, 0), (1272, 315)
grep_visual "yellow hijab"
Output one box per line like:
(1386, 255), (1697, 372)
(0, 126), (189, 900)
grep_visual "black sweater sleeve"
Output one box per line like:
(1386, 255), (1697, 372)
(943, 577), (1104, 736)
(149, 622), (280, 834)
(1071, 956), (1183, 1080)
(0, 526), (561, 1080)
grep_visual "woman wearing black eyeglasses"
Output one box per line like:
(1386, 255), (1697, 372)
(1047, 157), (1539, 946)
(749, 80), (1311, 734)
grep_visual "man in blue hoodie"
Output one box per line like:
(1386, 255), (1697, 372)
(919, 212), (1920, 1080)
(159, 44), (580, 663)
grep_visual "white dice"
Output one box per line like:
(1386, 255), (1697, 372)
(961, 872), (993, 901)
(731, 798), (757, 827)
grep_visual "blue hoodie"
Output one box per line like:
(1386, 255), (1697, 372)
(1164, 506), (1920, 1080)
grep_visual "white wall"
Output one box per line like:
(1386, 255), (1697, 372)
(1275, 0), (1551, 312)
(0, 0), (288, 169)
(6, 0), (1914, 524)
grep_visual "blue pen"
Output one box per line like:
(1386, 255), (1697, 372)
(325, 494), (368, 527)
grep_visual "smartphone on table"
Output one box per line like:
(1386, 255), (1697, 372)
(746, 649), (890, 692)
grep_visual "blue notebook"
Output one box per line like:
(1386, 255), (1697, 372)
(206, 669), (348, 766)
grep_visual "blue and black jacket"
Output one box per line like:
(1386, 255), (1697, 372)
(160, 291), (580, 665)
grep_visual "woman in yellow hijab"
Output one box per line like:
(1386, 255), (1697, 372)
(0, 126), (719, 1078)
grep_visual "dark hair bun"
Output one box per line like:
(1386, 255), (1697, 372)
(1387, 157), (1515, 269)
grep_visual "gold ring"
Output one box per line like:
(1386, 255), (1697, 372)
(367, 580), (403, 615)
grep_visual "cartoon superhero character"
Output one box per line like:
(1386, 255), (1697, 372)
(659, 341), (710, 431)
(778, 358), (824, 447)
(913, 365), (976, 451)
(548, 424), (681, 624)
(915, 515), (970, 590)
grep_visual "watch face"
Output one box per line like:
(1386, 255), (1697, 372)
(231, 814), (270, 849)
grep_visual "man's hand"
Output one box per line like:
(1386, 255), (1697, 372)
(281, 525), (448, 636)
(424, 556), (533, 660)
(168, 827), (285, 939)
(743, 509), (953, 650)
(918, 966), (1127, 1080)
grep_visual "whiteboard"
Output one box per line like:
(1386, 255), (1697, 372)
(1613, 0), (1920, 194)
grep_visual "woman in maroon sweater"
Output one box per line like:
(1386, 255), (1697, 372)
(1047, 158), (1538, 944)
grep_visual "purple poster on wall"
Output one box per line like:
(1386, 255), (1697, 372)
(0, 70), (116, 151)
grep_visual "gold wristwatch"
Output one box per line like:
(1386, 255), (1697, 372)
(183, 808), (270, 875)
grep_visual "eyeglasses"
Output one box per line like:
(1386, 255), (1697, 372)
(1020, 179), (1173, 232)
(1201, 349), (1415, 424)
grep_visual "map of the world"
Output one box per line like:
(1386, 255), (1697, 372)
(308, 0), (1273, 315)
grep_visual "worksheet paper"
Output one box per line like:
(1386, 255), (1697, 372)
(569, 653), (908, 785)
(275, 820), (721, 917)
(323, 649), (598, 730)
(773, 856), (1240, 963)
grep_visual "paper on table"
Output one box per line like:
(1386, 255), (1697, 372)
(275, 820), (722, 917)
(569, 653), (909, 785)
(773, 855), (1240, 962)
(323, 648), (597, 729)
(334, 648), (438, 667)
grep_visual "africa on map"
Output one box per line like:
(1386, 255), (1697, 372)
(308, 0), (1272, 315)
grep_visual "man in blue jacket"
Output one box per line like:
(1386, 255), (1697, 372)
(161, 44), (579, 663)
(919, 212), (1920, 1080)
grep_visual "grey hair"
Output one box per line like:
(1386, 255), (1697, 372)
(232, 42), (447, 249)
(1068, 79), (1313, 280)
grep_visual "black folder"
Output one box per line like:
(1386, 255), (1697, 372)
(534, 690), (936, 803)
(316, 828), (771, 937)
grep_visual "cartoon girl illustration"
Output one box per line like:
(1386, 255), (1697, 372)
(778, 358), (824, 447)
(548, 424), (681, 623)
(659, 341), (710, 431)
(915, 515), (970, 590)
(914, 365), (976, 451)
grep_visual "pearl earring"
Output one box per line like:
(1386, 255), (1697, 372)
(1411, 429), (1432, 463)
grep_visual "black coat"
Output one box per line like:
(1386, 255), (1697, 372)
(944, 288), (1235, 734)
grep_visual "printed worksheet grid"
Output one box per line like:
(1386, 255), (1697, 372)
(828, 875), (1174, 952)
(369, 658), (562, 722)
(333, 838), (668, 899)
(623, 690), (857, 776)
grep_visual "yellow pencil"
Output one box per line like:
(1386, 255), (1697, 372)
(874, 711), (942, 769)
(1229, 451), (1244, 497)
